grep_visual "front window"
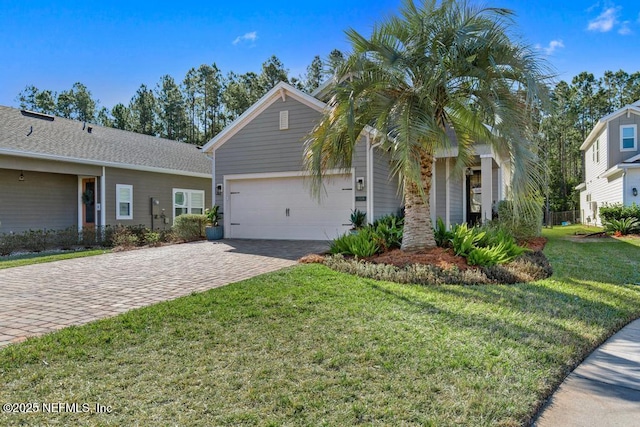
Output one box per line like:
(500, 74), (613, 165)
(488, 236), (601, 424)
(621, 125), (637, 151)
(116, 184), (133, 220)
(173, 189), (205, 219)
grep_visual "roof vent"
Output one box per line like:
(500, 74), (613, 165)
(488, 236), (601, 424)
(87, 126), (93, 134)
(20, 110), (55, 121)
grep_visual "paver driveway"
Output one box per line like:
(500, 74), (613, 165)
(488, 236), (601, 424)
(0, 239), (328, 348)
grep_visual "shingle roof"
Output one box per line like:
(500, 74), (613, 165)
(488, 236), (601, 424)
(0, 105), (211, 177)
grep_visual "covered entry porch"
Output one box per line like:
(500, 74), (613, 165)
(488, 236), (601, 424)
(431, 145), (511, 228)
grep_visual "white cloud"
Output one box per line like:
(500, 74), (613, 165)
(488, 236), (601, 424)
(587, 7), (620, 32)
(544, 39), (565, 55)
(618, 21), (632, 34)
(232, 31), (258, 46)
(535, 40), (564, 56)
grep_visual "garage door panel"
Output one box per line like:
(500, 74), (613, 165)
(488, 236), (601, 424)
(227, 175), (353, 240)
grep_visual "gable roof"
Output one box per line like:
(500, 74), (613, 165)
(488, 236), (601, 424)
(580, 100), (640, 151)
(201, 82), (327, 154)
(0, 106), (211, 177)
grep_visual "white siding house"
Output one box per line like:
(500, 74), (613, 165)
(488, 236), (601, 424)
(578, 101), (640, 224)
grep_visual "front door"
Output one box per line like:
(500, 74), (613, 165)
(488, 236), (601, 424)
(466, 171), (481, 225)
(82, 178), (96, 228)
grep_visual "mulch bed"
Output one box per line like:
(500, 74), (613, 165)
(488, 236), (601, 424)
(365, 247), (471, 270)
(299, 237), (549, 271)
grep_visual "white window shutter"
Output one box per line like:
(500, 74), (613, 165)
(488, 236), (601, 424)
(279, 110), (289, 130)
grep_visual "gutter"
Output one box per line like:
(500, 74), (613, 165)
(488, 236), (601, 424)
(0, 148), (211, 178)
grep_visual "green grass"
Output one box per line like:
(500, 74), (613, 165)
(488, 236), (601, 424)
(0, 249), (110, 269)
(1, 225), (640, 426)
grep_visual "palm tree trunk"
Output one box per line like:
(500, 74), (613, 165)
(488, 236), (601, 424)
(401, 150), (437, 251)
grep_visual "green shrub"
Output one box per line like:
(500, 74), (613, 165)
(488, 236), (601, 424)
(173, 214), (207, 241)
(350, 209), (367, 229)
(482, 251), (553, 283)
(144, 230), (161, 247)
(467, 242), (514, 267)
(79, 226), (98, 247)
(600, 203), (640, 223)
(497, 199), (543, 239)
(433, 217), (453, 248)
(330, 229), (380, 257)
(371, 219), (403, 251)
(323, 251), (552, 285)
(0, 233), (18, 256)
(54, 226), (80, 250)
(603, 217), (640, 235)
(21, 229), (52, 253)
(450, 223), (486, 257)
(372, 213), (404, 229)
(111, 226), (138, 249)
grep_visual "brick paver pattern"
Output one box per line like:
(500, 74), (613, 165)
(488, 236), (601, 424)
(0, 239), (328, 348)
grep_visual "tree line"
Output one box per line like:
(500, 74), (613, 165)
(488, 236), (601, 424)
(539, 70), (640, 211)
(16, 51), (345, 146)
(14, 58), (640, 212)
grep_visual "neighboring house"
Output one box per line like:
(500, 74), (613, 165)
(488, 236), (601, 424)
(201, 82), (511, 240)
(577, 101), (640, 225)
(0, 106), (211, 233)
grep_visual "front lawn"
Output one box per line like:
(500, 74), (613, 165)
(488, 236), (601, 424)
(1, 225), (640, 426)
(0, 249), (110, 270)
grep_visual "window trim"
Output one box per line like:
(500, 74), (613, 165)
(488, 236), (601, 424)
(172, 188), (205, 221)
(620, 124), (637, 152)
(116, 184), (133, 220)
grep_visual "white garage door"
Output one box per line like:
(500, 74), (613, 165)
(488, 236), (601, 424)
(226, 174), (353, 240)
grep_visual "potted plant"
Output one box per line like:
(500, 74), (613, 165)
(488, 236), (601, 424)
(205, 205), (223, 240)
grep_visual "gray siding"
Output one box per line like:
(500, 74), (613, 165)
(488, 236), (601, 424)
(215, 96), (368, 215)
(372, 147), (402, 219)
(353, 138), (367, 214)
(449, 167), (463, 225)
(435, 159), (447, 220)
(493, 167), (499, 205)
(0, 168), (77, 233)
(608, 113), (640, 167)
(105, 167), (211, 229)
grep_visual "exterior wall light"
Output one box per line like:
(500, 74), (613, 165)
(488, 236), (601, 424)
(633, 187), (638, 197)
(356, 177), (365, 191)
(216, 184), (223, 195)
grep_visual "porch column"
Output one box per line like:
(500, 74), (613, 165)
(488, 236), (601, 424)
(481, 155), (493, 222)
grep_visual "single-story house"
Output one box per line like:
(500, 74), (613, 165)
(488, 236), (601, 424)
(0, 106), (212, 234)
(201, 82), (511, 240)
(577, 100), (640, 225)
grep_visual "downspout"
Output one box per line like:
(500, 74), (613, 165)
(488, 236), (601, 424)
(622, 170), (627, 206)
(100, 166), (106, 235)
(210, 151), (215, 208)
(366, 135), (373, 222)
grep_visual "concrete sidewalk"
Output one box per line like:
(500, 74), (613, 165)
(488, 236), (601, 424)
(534, 318), (640, 426)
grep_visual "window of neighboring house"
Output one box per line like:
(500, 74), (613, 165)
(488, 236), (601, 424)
(596, 139), (600, 163)
(173, 189), (205, 219)
(116, 184), (133, 220)
(621, 124), (637, 151)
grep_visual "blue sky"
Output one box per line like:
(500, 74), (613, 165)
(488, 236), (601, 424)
(1, 0), (639, 110)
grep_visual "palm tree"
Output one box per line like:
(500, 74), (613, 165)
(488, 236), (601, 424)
(304, 0), (551, 251)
